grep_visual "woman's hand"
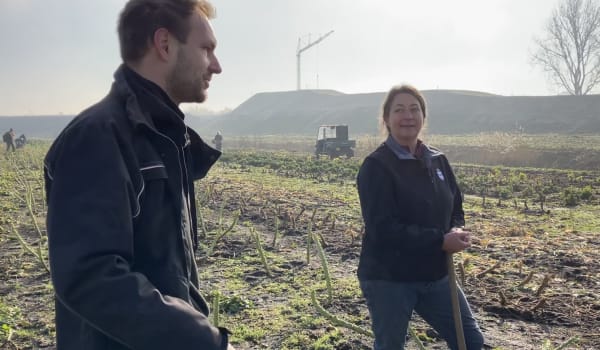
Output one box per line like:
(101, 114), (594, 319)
(442, 227), (472, 253)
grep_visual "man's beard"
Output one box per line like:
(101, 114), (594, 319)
(166, 50), (206, 104)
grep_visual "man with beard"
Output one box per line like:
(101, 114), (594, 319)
(44, 1), (235, 349)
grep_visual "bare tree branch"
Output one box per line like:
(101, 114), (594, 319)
(531, 0), (600, 95)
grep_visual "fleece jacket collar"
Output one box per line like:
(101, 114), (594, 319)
(384, 134), (443, 162)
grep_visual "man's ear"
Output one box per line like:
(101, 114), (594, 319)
(152, 28), (173, 61)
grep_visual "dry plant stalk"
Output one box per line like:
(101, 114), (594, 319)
(458, 261), (466, 286)
(554, 336), (579, 350)
(255, 202), (266, 220)
(329, 214), (336, 230)
(498, 290), (508, 306)
(530, 298), (546, 312)
(407, 326), (428, 350)
(212, 292), (220, 327)
(239, 196), (247, 215)
(271, 217), (280, 248)
(306, 221), (313, 264)
(207, 210), (240, 256)
(344, 226), (360, 245)
(313, 233), (333, 303)
(310, 207), (318, 224)
(294, 206), (306, 223)
(315, 231), (327, 248)
(535, 274), (552, 297)
(516, 271), (535, 288)
(310, 290), (373, 338)
(10, 223), (50, 274)
(196, 203), (208, 238)
(475, 261), (501, 279)
(251, 226), (272, 277)
(322, 213), (331, 228)
(289, 210), (296, 229)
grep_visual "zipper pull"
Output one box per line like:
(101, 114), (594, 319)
(184, 131), (191, 147)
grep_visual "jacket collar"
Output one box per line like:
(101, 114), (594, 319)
(384, 134), (443, 161)
(112, 64), (185, 134)
(110, 64), (221, 176)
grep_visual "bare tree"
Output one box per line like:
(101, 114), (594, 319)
(532, 0), (600, 95)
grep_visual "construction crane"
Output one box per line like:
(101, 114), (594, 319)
(296, 30), (334, 90)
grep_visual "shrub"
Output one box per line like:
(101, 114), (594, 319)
(580, 185), (594, 201)
(562, 187), (580, 207)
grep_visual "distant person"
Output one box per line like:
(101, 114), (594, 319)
(356, 85), (484, 349)
(15, 134), (27, 149)
(212, 131), (223, 151)
(3, 128), (16, 152)
(43, 1), (234, 349)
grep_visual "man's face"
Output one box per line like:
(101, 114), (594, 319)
(166, 11), (222, 104)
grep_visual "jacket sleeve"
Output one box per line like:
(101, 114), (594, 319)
(187, 128), (220, 180)
(443, 156), (465, 228)
(357, 157), (444, 253)
(45, 121), (226, 350)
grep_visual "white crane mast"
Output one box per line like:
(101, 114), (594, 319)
(296, 30), (334, 90)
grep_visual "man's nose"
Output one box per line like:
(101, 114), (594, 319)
(210, 54), (222, 74)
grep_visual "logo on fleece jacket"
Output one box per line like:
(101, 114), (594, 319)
(436, 168), (445, 181)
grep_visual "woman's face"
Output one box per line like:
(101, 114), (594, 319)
(385, 93), (424, 146)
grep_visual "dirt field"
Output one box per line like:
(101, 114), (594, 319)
(1, 146), (599, 349)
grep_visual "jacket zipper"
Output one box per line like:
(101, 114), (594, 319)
(180, 130), (194, 282)
(149, 128), (193, 283)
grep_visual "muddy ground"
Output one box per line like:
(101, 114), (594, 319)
(1, 159), (599, 349)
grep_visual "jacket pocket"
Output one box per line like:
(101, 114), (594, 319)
(140, 162), (168, 180)
(133, 162), (169, 219)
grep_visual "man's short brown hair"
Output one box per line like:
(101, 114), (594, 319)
(118, 0), (215, 63)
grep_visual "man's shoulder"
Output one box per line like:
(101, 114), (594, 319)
(46, 95), (129, 159)
(61, 95), (127, 137)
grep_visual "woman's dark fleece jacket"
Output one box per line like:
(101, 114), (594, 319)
(356, 137), (465, 282)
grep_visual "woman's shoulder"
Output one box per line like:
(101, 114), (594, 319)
(366, 142), (394, 161)
(421, 142), (444, 157)
(360, 144), (389, 170)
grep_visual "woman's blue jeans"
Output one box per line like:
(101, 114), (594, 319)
(360, 277), (484, 350)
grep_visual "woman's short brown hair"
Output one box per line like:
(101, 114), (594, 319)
(118, 0), (215, 63)
(379, 84), (427, 136)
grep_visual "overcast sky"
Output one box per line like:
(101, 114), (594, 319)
(0, 0), (565, 116)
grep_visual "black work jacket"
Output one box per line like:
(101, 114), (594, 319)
(44, 65), (226, 349)
(356, 141), (464, 282)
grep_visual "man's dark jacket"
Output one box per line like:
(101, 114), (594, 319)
(356, 141), (465, 282)
(44, 66), (227, 349)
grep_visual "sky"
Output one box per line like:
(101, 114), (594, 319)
(0, 0), (565, 116)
